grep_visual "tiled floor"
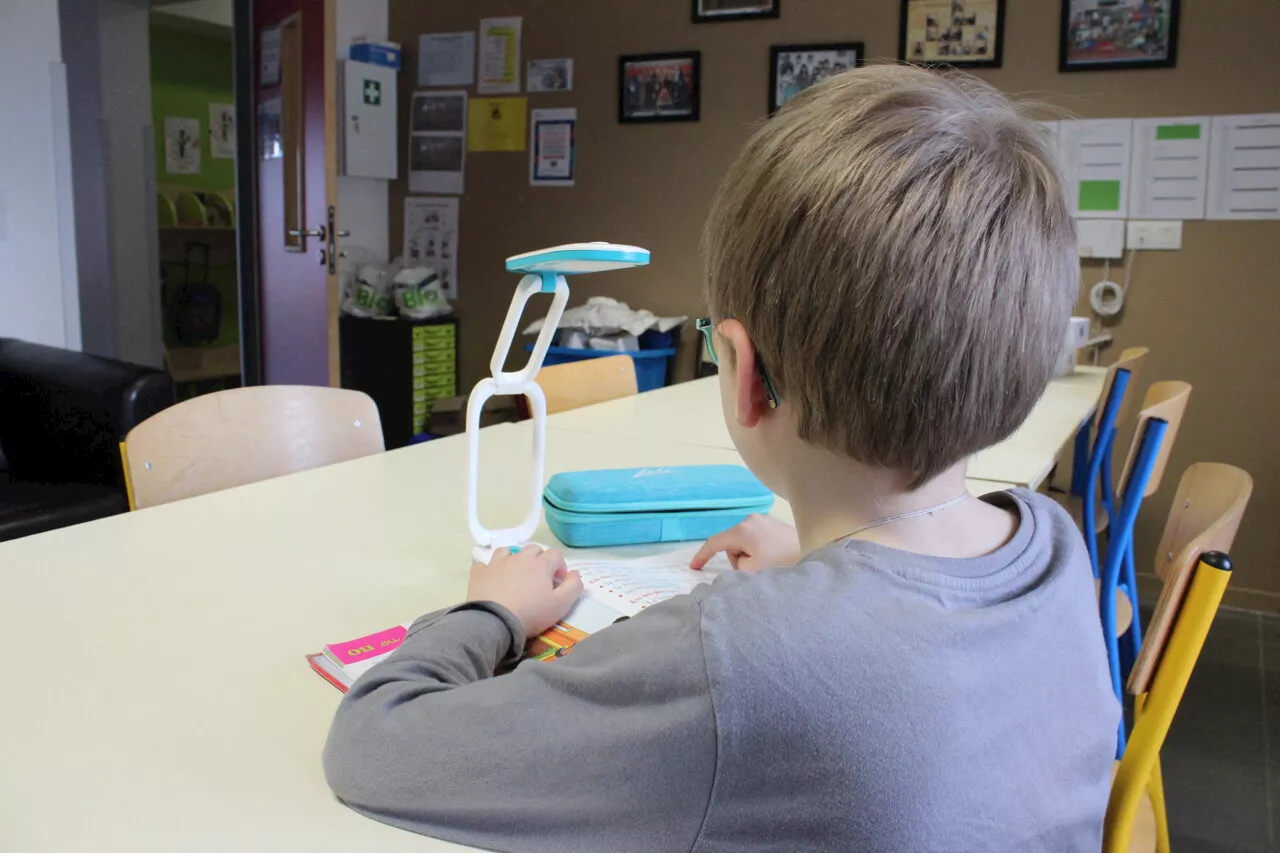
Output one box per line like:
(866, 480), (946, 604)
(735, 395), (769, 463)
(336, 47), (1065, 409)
(1155, 607), (1280, 852)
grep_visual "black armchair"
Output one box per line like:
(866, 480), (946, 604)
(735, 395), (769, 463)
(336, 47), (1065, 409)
(0, 338), (174, 541)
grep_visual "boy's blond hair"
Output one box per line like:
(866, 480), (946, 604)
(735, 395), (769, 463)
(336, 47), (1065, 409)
(702, 65), (1078, 487)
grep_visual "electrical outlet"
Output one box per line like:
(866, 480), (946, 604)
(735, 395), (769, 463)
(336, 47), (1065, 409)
(1126, 220), (1183, 250)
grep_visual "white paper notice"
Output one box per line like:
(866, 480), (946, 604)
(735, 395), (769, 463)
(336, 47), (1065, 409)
(530, 108), (576, 187)
(408, 90), (467, 195)
(477, 17), (522, 94)
(259, 27), (281, 86)
(403, 196), (460, 299)
(1128, 117), (1209, 220)
(208, 103), (236, 159)
(1207, 113), (1280, 221)
(164, 116), (201, 175)
(1059, 119), (1132, 219)
(418, 32), (476, 87)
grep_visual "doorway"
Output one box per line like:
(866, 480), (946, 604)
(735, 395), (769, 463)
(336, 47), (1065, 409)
(151, 2), (244, 400)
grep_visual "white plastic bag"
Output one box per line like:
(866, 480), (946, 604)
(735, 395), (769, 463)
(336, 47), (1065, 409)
(523, 296), (685, 337)
(340, 247), (395, 318)
(393, 266), (453, 319)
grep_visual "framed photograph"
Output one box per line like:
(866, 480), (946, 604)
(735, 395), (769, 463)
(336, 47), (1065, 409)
(527, 58), (574, 92)
(618, 52), (701, 124)
(1060, 0), (1179, 71)
(693, 0), (779, 23)
(769, 42), (864, 113)
(899, 0), (1006, 69)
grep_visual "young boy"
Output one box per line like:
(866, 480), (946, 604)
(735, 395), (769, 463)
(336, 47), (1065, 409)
(324, 66), (1119, 852)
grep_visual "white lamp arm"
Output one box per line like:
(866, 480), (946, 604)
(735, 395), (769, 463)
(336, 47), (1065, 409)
(467, 273), (568, 553)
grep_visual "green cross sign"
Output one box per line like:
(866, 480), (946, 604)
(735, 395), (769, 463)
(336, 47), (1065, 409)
(363, 80), (381, 106)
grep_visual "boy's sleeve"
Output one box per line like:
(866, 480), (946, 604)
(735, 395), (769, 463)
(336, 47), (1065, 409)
(322, 595), (718, 853)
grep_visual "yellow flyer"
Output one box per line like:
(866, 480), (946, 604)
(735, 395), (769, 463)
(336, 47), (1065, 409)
(477, 16), (522, 94)
(467, 97), (528, 152)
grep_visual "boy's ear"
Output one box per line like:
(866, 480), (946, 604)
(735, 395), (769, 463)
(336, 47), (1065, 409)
(717, 319), (772, 429)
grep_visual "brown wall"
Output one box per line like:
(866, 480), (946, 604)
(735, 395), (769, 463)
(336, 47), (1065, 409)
(388, 0), (1280, 608)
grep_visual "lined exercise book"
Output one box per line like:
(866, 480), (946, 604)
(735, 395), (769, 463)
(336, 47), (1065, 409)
(308, 546), (731, 692)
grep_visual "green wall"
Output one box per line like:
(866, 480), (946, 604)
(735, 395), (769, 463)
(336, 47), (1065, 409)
(150, 25), (235, 192)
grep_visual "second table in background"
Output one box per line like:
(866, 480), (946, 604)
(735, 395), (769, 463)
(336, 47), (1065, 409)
(545, 371), (1106, 491)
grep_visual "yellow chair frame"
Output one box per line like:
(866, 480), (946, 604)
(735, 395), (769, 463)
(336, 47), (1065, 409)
(1105, 551), (1232, 852)
(1104, 462), (1253, 852)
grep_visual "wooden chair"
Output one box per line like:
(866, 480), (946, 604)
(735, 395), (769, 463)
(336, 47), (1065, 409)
(121, 385), (384, 509)
(1101, 347), (1151, 436)
(1104, 463), (1253, 853)
(1066, 380), (1189, 571)
(1093, 383), (1192, 754)
(1069, 347), (1151, 570)
(1076, 381), (1192, 572)
(1069, 346), (1150, 506)
(1111, 382), (1192, 628)
(536, 355), (638, 415)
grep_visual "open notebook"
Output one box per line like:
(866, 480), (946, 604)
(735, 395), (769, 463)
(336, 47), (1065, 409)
(308, 545), (731, 692)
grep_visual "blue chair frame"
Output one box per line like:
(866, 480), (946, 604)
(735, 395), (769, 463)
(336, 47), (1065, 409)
(1098, 416), (1169, 756)
(1076, 369), (1133, 578)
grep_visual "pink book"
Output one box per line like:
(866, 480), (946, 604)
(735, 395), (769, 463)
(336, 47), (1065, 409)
(306, 624), (410, 693)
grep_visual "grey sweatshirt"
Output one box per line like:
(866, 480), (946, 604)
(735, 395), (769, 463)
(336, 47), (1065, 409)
(324, 489), (1119, 852)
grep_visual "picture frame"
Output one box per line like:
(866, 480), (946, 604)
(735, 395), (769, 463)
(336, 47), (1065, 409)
(899, 0), (1006, 70)
(618, 51), (701, 124)
(693, 0), (780, 23)
(768, 42), (864, 114)
(1059, 0), (1179, 71)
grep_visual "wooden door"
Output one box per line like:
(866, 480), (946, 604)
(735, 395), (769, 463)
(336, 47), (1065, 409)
(253, 0), (339, 386)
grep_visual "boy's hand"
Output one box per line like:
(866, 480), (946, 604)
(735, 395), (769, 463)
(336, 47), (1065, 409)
(467, 546), (584, 639)
(690, 515), (802, 573)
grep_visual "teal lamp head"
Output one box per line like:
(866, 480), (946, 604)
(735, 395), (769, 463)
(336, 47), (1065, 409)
(506, 242), (650, 276)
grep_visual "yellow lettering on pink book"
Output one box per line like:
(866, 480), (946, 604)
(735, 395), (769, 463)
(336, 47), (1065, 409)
(328, 626), (407, 663)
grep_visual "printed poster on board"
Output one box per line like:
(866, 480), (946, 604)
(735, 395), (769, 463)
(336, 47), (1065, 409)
(530, 108), (576, 187)
(164, 116), (202, 175)
(419, 31), (476, 87)
(468, 97), (527, 152)
(477, 17), (522, 94)
(404, 196), (460, 299)
(209, 103), (236, 159)
(409, 90), (467, 194)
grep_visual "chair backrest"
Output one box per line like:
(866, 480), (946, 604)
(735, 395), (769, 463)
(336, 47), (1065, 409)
(1094, 346), (1149, 431)
(1115, 381), (1192, 499)
(536, 355), (638, 415)
(1130, 463), (1252, 695)
(122, 385), (384, 509)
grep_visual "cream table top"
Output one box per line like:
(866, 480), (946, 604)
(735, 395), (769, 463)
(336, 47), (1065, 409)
(0, 403), (1015, 851)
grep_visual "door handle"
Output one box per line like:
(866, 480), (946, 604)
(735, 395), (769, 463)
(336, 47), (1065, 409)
(335, 229), (351, 239)
(289, 226), (327, 240)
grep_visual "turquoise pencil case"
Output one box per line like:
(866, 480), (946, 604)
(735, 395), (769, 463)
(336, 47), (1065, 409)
(542, 465), (774, 548)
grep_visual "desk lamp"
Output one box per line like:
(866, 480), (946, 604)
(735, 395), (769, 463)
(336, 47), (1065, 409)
(467, 242), (650, 560)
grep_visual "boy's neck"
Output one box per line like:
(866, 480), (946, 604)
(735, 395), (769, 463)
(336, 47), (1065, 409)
(778, 444), (1017, 560)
